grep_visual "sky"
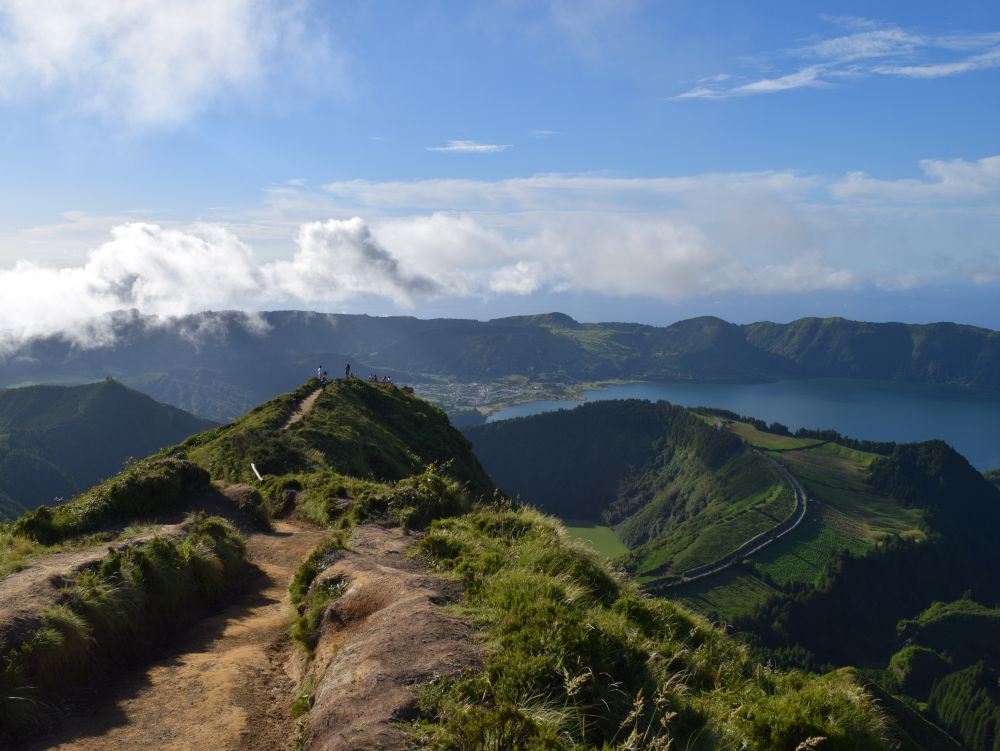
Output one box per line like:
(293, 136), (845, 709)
(1, 0), (999, 348)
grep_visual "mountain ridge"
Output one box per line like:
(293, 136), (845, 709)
(1, 310), (998, 421)
(0, 380), (215, 518)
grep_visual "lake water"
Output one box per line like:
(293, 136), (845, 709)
(486, 379), (1000, 470)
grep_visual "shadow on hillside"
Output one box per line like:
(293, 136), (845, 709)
(152, 484), (268, 533)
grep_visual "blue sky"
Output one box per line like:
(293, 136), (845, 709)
(1, 0), (999, 346)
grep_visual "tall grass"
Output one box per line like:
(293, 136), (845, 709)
(288, 535), (347, 657)
(0, 513), (246, 743)
(269, 463), (473, 531)
(12, 457), (209, 544)
(413, 507), (892, 751)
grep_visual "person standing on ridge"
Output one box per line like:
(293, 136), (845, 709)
(345, 362), (351, 379)
(317, 365), (323, 381)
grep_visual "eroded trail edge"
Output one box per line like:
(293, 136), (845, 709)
(33, 519), (328, 751)
(301, 523), (483, 751)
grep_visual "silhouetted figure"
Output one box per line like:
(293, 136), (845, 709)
(345, 362), (351, 379)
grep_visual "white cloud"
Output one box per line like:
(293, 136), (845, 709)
(268, 218), (438, 304)
(832, 156), (1000, 201)
(426, 140), (510, 153)
(0, 0), (339, 126)
(3, 155), (1000, 350)
(731, 65), (828, 95)
(676, 17), (1000, 99)
(0, 217), (435, 351)
(490, 261), (547, 295)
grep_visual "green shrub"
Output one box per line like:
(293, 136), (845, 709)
(12, 457), (209, 543)
(291, 577), (346, 656)
(290, 535), (346, 607)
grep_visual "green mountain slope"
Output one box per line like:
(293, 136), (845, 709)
(2, 311), (998, 421)
(466, 399), (1000, 748)
(464, 400), (793, 584)
(0, 380), (215, 518)
(180, 378), (494, 498)
(1, 378), (966, 749)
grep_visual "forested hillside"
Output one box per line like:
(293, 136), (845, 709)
(1, 310), (997, 420)
(465, 400), (793, 585)
(0, 380), (215, 518)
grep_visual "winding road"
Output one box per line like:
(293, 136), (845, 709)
(667, 456), (810, 586)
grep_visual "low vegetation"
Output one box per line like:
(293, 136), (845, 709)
(180, 378), (494, 498)
(1, 513), (246, 742)
(985, 468), (1000, 489)
(11, 456), (209, 544)
(412, 506), (892, 750)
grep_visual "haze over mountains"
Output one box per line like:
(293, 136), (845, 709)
(1, 310), (997, 421)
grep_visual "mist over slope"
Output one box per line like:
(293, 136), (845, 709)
(1, 310), (998, 422)
(0, 380), (215, 519)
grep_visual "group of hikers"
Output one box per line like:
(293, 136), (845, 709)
(315, 363), (392, 387)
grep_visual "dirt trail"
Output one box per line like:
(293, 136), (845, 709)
(31, 519), (330, 751)
(283, 387), (323, 430)
(0, 524), (186, 655)
(304, 524), (483, 751)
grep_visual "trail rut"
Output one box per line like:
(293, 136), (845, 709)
(30, 520), (329, 751)
(283, 387), (323, 430)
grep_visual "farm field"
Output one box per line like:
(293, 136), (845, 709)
(562, 519), (629, 559)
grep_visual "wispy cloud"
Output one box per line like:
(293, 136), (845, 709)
(426, 140), (510, 153)
(0, 0), (341, 127)
(675, 17), (1000, 99)
(529, 129), (561, 139)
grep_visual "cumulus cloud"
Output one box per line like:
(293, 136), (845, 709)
(675, 17), (1000, 99)
(268, 218), (439, 303)
(489, 261), (547, 295)
(0, 217), (435, 352)
(0, 0), (339, 126)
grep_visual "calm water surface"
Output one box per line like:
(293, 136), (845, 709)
(486, 379), (1000, 470)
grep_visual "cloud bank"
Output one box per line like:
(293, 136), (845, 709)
(0, 219), (435, 351)
(2, 154), (999, 351)
(0, 0), (338, 126)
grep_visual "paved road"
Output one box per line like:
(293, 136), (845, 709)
(664, 457), (809, 587)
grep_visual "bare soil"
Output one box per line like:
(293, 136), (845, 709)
(28, 519), (330, 751)
(304, 523), (483, 751)
(283, 387), (323, 430)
